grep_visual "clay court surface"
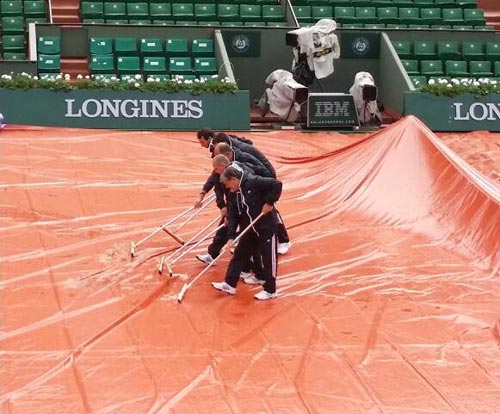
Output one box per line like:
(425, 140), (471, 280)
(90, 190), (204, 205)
(1, 117), (499, 414)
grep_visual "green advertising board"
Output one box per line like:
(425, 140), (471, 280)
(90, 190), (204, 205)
(222, 31), (261, 58)
(0, 89), (250, 130)
(404, 92), (500, 132)
(307, 93), (359, 128)
(341, 32), (380, 59)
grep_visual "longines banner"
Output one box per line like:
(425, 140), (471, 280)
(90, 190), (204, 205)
(404, 92), (500, 132)
(0, 89), (250, 130)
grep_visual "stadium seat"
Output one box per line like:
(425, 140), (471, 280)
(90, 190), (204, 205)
(24, 1), (46, 17)
(312, 6), (332, 21)
(334, 6), (355, 24)
(445, 60), (469, 77)
(218, 4), (239, 21)
(220, 21), (242, 26)
(191, 39), (213, 56)
(434, 0), (456, 6)
(83, 18), (105, 24)
(131, 20), (153, 26)
(414, 0), (435, 7)
(127, 2), (149, 18)
(457, 0), (478, 7)
(452, 25), (473, 30)
(393, 0), (413, 5)
(195, 3), (216, 20)
(461, 41), (484, 61)
(3, 52), (26, 60)
(364, 23), (385, 29)
(89, 55), (115, 73)
(469, 61), (493, 77)
(475, 25), (494, 31)
(399, 8), (420, 25)
(193, 57), (217, 74)
(432, 24), (451, 29)
(372, 0), (392, 7)
(485, 41), (500, 63)
(1, 1), (23, 16)
(355, 7), (377, 23)
(420, 60), (444, 77)
(343, 23), (364, 28)
(25, 16), (47, 24)
(293, 6), (312, 23)
(410, 75), (427, 87)
(350, 0), (371, 6)
(38, 36), (60, 54)
(386, 23), (408, 28)
(104, 2), (126, 19)
(306, 0), (329, 6)
(38, 54), (61, 73)
(378, 7), (399, 24)
(169, 57), (192, 74)
(244, 21), (265, 26)
(106, 19), (128, 24)
(442, 8), (463, 24)
(437, 40), (461, 61)
(150, 3), (171, 20)
(143, 57), (167, 74)
(2, 34), (24, 52)
(81, 2), (103, 19)
(175, 20), (197, 25)
(262, 5), (283, 21)
(90, 37), (112, 55)
(267, 21), (288, 27)
(401, 59), (419, 76)
(152, 19), (175, 25)
(198, 21), (219, 26)
(463, 8), (485, 26)
(414, 41), (436, 60)
(420, 8), (441, 25)
(240, 5), (261, 21)
(140, 38), (163, 55)
(1, 16), (24, 34)
(115, 38), (138, 55)
(172, 3), (194, 20)
(494, 61), (500, 77)
(117, 56), (141, 74)
(166, 38), (189, 55)
(408, 24), (430, 29)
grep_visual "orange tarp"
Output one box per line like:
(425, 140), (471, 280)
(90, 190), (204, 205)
(1, 116), (499, 414)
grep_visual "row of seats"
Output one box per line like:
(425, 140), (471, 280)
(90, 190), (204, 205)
(300, 22), (493, 29)
(403, 59), (500, 77)
(1, 15), (48, 32)
(0, 0), (46, 17)
(294, 6), (485, 25)
(393, 40), (500, 62)
(291, 0), (479, 7)
(81, 2), (285, 22)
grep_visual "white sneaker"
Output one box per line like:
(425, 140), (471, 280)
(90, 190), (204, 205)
(196, 253), (214, 265)
(277, 242), (291, 255)
(254, 290), (277, 300)
(243, 275), (265, 285)
(211, 281), (236, 295)
(240, 271), (252, 280)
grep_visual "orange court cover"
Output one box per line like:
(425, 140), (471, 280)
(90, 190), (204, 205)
(1, 116), (499, 414)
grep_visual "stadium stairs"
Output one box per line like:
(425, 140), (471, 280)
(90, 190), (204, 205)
(479, 0), (500, 30)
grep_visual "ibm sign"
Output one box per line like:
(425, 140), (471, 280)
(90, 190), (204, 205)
(307, 93), (359, 128)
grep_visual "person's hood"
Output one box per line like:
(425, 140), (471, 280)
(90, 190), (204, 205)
(314, 19), (337, 33)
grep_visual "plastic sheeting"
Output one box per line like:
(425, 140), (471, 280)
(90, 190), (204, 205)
(1, 117), (499, 414)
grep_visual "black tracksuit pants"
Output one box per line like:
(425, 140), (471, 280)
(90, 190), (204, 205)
(225, 229), (278, 294)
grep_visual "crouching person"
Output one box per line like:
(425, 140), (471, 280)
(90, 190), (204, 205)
(211, 165), (282, 300)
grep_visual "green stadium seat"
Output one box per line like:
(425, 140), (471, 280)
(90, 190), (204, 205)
(89, 37), (112, 55)
(2, 34), (24, 52)
(38, 54), (61, 73)
(117, 56), (141, 73)
(463, 8), (485, 26)
(150, 3), (171, 20)
(24, 1), (46, 17)
(38, 36), (60, 54)
(414, 0), (435, 7)
(343, 23), (364, 28)
(1, 1), (23, 16)
(81, 2), (103, 19)
(306, 0), (329, 6)
(452, 24), (473, 30)
(372, 0), (392, 7)
(351, 0), (371, 6)
(401, 59), (419, 75)
(106, 19), (128, 24)
(175, 20), (197, 25)
(262, 5), (283, 21)
(421, 60), (444, 76)
(267, 21), (288, 27)
(399, 8), (420, 25)
(294, 6), (312, 23)
(127, 2), (148, 17)
(169, 57), (192, 74)
(364, 23), (385, 28)
(461, 41), (484, 61)
(115, 38), (138, 55)
(166, 38), (188, 55)
(104, 2), (126, 19)
(25, 16), (47, 24)
(3, 52), (26, 60)
(334, 6), (355, 24)
(129, 19), (152, 24)
(431, 24), (451, 29)
(89, 55), (115, 73)
(194, 57), (217, 74)
(218, 4), (238, 21)
(485, 41), (500, 63)
(434, 0), (456, 6)
(1, 16), (24, 33)
(355, 7), (376, 22)
(457, 0), (478, 7)
(442, 8), (463, 24)
(198, 21), (219, 26)
(244, 21), (265, 26)
(83, 18), (105, 24)
(312, 6), (332, 20)
(408, 24), (430, 29)
(240, 5), (261, 21)
(438, 40), (461, 61)
(469, 61), (492, 77)
(220, 21), (243, 26)
(386, 23), (408, 28)
(378, 7), (399, 24)
(410, 75), (427, 87)
(414, 40), (436, 60)
(195, 3), (216, 20)
(494, 61), (500, 77)
(140, 38), (163, 55)
(172, 3), (194, 20)
(152, 19), (175, 25)
(330, 0), (351, 5)
(393, 0), (413, 5)
(475, 25), (494, 31)
(445, 60), (469, 77)
(420, 8), (441, 25)
(143, 56), (167, 73)
(191, 38), (213, 56)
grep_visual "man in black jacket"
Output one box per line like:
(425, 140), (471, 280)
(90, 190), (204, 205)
(211, 165), (282, 300)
